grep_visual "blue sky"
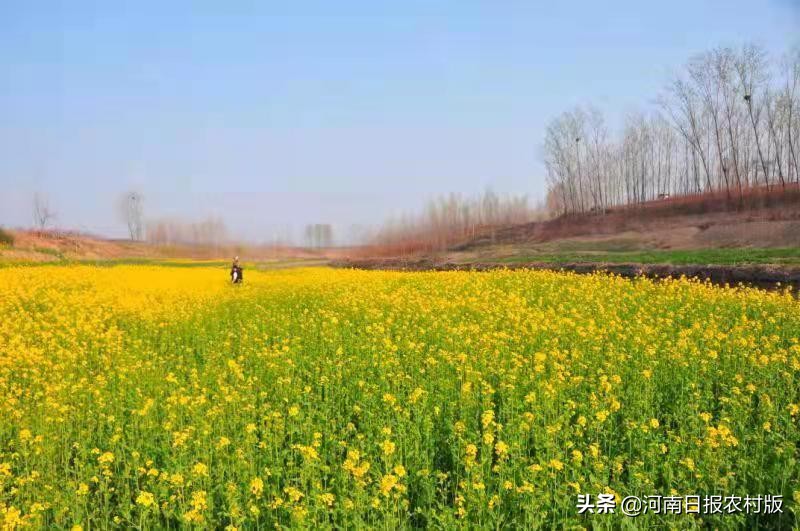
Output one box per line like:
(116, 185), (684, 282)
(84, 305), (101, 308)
(1, 0), (798, 242)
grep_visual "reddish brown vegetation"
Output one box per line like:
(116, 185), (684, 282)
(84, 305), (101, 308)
(0, 229), (321, 262)
(356, 185), (800, 257)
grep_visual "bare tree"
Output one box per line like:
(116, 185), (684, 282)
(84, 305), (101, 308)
(371, 190), (541, 254)
(689, 49), (733, 195)
(660, 76), (713, 191)
(545, 43), (799, 217)
(33, 192), (56, 233)
(736, 44), (773, 189)
(119, 191), (144, 241)
(781, 47), (800, 183)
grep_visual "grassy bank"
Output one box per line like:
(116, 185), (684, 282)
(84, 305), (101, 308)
(489, 247), (800, 266)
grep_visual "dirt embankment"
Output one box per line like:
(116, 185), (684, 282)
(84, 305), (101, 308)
(454, 208), (800, 253)
(331, 258), (800, 290)
(0, 230), (326, 263)
(449, 187), (800, 253)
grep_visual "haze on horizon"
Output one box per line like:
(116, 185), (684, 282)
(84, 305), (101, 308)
(1, 0), (798, 243)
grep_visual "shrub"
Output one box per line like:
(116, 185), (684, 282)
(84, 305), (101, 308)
(0, 228), (14, 246)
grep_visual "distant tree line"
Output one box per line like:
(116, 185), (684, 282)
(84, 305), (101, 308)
(543, 44), (800, 215)
(304, 224), (334, 248)
(146, 216), (228, 247)
(369, 190), (546, 254)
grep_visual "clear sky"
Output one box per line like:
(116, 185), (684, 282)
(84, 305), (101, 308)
(1, 0), (798, 242)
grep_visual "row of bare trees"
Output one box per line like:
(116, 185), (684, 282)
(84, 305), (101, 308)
(304, 224), (334, 249)
(146, 216), (228, 247)
(29, 190), (221, 245)
(370, 190), (545, 254)
(29, 191), (144, 239)
(544, 44), (800, 215)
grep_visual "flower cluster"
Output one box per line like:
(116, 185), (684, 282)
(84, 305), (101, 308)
(0, 265), (798, 528)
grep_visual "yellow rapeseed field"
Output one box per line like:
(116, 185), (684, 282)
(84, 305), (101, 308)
(1, 265), (799, 529)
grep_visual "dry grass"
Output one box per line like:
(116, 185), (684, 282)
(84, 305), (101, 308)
(0, 230), (324, 263)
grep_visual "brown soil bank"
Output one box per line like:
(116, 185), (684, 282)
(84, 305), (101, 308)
(0, 230), (324, 262)
(453, 186), (800, 252)
(331, 258), (800, 291)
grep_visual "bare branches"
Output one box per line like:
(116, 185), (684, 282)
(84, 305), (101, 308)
(304, 224), (333, 249)
(371, 190), (544, 255)
(146, 216), (228, 248)
(118, 191), (144, 241)
(544, 43), (799, 215)
(33, 192), (57, 233)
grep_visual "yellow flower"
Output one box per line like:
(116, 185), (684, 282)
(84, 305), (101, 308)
(379, 474), (399, 496)
(3, 261), (799, 527)
(291, 505), (307, 521)
(589, 444), (600, 458)
(318, 493), (335, 507)
(136, 491), (156, 508)
(495, 441), (509, 460)
(250, 477), (264, 497)
(409, 388), (425, 404)
(381, 439), (396, 456)
(488, 494), (501, 509)
(2, 506), (22, 529)
(481, 410), (495, 428)
(284, 486), (304, 503)
(192, 462), (209, 477)
(465, 443), (478, 468)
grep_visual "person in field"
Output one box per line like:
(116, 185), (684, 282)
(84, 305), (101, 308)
(230, 256), (243, 284)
